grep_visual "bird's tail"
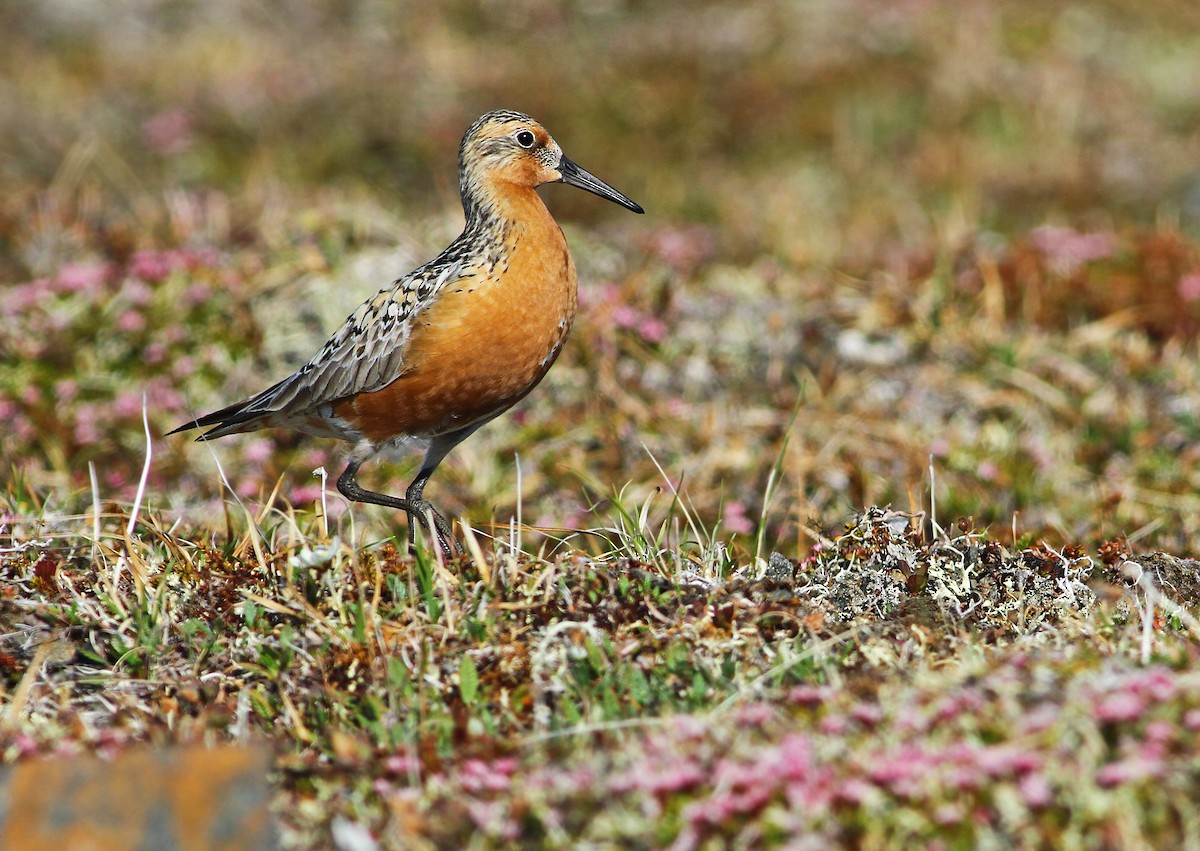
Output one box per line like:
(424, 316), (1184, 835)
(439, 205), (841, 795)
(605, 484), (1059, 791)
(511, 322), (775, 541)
(168, 378), (290, 440)
(167, 398), (264, 440)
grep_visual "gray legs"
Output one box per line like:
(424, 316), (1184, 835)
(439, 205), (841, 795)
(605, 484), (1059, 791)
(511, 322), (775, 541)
(335, 424), (485, 558)
(336, 459), (457, 558)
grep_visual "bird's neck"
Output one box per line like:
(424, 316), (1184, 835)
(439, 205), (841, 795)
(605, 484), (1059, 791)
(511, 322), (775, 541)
(462, 176), (557, 236)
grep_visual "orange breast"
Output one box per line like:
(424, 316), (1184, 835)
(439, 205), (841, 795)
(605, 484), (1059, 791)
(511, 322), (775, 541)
(335, 192), (577, 444)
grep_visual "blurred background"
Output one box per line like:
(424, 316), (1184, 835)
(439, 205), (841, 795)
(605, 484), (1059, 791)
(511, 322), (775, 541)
(3, 0), (1200, 553)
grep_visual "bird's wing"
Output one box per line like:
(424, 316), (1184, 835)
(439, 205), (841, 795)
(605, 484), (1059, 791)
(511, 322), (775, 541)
(175, 255), (470, 437)
(258, 256), (469, 412)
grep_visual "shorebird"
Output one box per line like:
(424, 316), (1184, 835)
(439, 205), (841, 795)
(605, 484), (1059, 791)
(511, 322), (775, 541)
(171, 110), (644, 556)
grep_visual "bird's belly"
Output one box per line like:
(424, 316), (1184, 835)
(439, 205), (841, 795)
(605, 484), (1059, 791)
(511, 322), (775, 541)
(337, 256), (577, 443)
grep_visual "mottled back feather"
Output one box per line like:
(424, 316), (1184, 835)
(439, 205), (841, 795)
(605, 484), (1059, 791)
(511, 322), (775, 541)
(170, 108), (641, 450)
(175, 112), (538, 440)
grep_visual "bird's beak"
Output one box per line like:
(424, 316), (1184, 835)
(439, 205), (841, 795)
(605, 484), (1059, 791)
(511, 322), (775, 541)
(557, 154), (644, 214)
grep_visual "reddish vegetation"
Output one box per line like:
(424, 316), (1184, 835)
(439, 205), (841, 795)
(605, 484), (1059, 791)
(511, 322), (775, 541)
(4, 1), (1200, 847)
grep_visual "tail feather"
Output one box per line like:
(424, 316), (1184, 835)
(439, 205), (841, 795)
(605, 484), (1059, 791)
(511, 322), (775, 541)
(167, 399), (261, 440)
(169, 377), (291, 440)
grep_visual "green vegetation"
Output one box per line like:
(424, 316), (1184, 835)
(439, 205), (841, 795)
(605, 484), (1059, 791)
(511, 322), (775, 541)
(4, 1), (1200, 847)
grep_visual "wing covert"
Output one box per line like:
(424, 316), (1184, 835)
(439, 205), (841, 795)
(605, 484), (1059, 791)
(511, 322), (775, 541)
(235, 257), (465, 418)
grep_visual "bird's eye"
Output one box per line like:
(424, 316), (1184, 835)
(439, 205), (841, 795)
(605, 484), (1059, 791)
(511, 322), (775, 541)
(515, 130), (536, 149)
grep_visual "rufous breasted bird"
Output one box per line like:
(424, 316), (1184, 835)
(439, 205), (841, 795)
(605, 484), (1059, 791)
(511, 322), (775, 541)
(171, 110), (644, 556)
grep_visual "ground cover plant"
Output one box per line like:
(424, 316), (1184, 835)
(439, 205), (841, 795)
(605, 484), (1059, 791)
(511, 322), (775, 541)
(4, 0), (1200, 847)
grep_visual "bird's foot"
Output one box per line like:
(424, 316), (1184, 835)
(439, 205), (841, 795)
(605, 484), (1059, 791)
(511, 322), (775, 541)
(407, 501), (460, 560)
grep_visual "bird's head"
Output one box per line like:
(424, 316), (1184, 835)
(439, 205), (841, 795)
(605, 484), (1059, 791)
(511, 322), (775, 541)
(459, 110), (644, 214)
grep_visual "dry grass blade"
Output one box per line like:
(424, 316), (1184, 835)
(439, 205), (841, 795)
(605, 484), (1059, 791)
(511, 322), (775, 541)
(1, 640), (54, 732)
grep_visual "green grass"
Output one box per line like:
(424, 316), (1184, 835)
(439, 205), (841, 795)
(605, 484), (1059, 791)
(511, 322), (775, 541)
(5, 0), (1200, 847)
(6, 488), (1200, 847)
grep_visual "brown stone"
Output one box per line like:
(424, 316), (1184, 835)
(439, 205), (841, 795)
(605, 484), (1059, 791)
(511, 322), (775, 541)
(0, 744), (277, 851)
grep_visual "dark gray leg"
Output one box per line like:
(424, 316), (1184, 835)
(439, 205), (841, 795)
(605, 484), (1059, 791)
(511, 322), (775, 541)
(337, 459), (456, 558)
(403, 465), (454, 556)
(401, 424), (489, 556)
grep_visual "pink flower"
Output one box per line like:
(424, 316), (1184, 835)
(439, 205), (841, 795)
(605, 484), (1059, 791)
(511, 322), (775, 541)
(459, 758), (517, 793)
(579, 282), (621, 309)
(664, 397), (688, 417)
(818, 714), (848, 735)
(121, 278), (154, 306)
(1024, 703), (1059, 733)
(712, 756), (761, 790)
(1145, 720), (1175, 744)
(55, 379), (79, 402)
(945, 763), (982, 793)
(972, 806), (995, 826)
(868, 749), (924, 791)
(850, 702), (884, 727)
(13, 733), (39, 758)
(788, 684), (831, 707)
(145, 378), (185, 412)
(142, 109), (194, 155)
(491, 756), (517, 775)
(933, 690), (984, 722)
(115, 310), (146, 333)
(670, 715), (707, 741)
(733, 702), (774, 727)
(1129, 668), (1176, 702)
(727, 785), (773, 815)
(242, 438), (275, 464)
(1018, 773), (1053, 808)
(776, 734), (814, 781)
(291, 485), (323, 505)
(637, 316), (668, 344)
(52, 741), (81, 759)
(304, 449), (332, 468)
(614, 761), (704, 796)
(1097, 756), (1161, 787)
(834, 777), (874, 805)
(934, 803), (963, 825)
(648, 225), (716, 274)
(56, 262), (112, 294)
(1094, 692), (1145, 723)
(130, 252), (168, 283)
(7, 281), (46, 312)
(72, 403), (101, 442)
(785, 772), (834, 812)
(182, 247), (220, 268)
(383, 753), (420, 776)
(113, 390), (144, 419)
(722, 501), (754, 535)
(611, 305), (639, 328)
(975, 745), (1041, 778)
(171, 357), (197, 379)
(976, 460), (999, 482)
(1178, 274), (1200, 302)
(183, 284), (211, 306)
(1028, 226), (1116, 274)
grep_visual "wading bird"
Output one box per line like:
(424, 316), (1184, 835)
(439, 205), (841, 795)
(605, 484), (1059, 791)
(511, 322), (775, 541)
(171, 110), (644, 556)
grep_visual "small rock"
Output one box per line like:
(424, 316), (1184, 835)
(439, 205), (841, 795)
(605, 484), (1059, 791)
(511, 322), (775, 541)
(0, 743), (276, 850)
(765, 551), (796, 582)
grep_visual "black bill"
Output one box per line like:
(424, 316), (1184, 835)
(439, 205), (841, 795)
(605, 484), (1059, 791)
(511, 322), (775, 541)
(558, 154), (644, 214)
